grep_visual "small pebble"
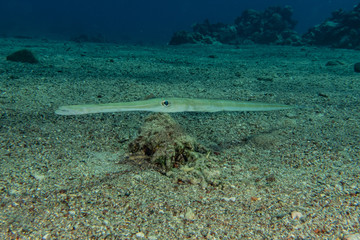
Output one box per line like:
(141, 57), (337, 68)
(285, 112), (297, 119)
(185, 207), (196, 220)
(222, 197), (236, 202)
(135, 232), (145, 238)
(251, 196), (260, 201)
(42, 233), (51, 240)
(291, 211), (304, 220)
(32, 173), (46, 181)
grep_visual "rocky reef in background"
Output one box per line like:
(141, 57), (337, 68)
(303, 4), (360, 49)
(170, 4), (360, 50)
(170, 5), (301, 46)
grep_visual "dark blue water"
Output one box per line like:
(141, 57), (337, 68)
(0, 0), (357, 44)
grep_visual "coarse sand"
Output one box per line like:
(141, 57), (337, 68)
(0, 38), (359, 239)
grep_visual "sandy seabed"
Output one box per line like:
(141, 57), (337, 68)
(0, 38), (359, 239)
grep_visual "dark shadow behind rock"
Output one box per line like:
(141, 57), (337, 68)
(6, 49), (38, 64)
(70, 33), (107, 43)
(354, 62), (360, 73)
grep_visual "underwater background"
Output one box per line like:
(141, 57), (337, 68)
(0, 0), (358, 43)
(1, 0), (360, 239)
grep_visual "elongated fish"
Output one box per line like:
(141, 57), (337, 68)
(55, 98), (293, 115)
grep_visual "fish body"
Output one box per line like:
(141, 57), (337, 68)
(55, 98), (293, 115)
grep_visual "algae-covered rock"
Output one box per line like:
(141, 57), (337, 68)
(128, 113), (203, 171)
(128, 113), (223, 186)
(6, 49), (38, 64)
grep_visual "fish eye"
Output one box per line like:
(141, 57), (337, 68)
(161, 100), (169, 107)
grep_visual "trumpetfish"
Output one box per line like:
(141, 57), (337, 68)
(55, 98), (293, 115)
